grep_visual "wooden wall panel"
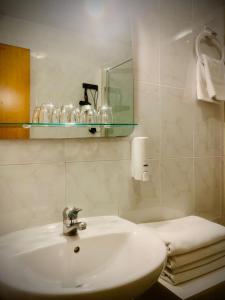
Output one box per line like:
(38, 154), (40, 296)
(0, 43), (30, 139)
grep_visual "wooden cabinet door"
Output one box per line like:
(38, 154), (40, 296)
(0, 43), (30, 139)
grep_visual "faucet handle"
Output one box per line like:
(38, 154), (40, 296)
(63, 207), (82, 221)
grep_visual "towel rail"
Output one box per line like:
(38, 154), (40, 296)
(195, 26), (224, 64)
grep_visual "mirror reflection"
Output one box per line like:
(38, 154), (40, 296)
(0, 0), (134, 139)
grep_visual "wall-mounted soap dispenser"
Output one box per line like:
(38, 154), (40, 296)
(131, 137), (149, 181)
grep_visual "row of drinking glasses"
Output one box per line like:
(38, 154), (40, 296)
(32, 103), (113, 124)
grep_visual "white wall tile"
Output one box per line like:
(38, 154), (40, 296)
(193, 0), (224, 28)
(65, 138), (130, 162)
(0, 163), (65, 235)
(120, 159), (161, 209)
(66, 160), (131, 217)
(160, 0), (192, 18)
(161, 86), (194, 158)
(119, 159), (162, 223)
(195, 158), (222, 219)
(0, 140), (65, 165)
(161, 158), (194, 217)
(133, 81), (160, 159)
(160, 0), (193, 88)
(194, 101), (223, 157)
(132, 0), (160, 84)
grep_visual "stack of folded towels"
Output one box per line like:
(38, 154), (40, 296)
(152, 216), (225, 285)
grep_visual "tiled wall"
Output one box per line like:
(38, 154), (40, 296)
(0, 0), (224, 235)
(128, 0), (225, 225)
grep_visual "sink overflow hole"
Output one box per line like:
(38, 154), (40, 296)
(74, 246), (80, 253)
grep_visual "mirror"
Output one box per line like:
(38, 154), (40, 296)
(0, 0), (134, 139)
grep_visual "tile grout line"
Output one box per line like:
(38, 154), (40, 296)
(134, 80), (185, 91)
(0, 155), (224, 167)
(0, 161), (66, 167)
(158, 0), (163, 206)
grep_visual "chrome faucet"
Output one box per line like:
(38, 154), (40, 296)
(63, 207), (87, 236)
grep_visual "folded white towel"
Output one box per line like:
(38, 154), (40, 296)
(153, 216), (225, 256)
(161, 255), (225, 285)
(203, 54), (225, 101)
(167, 239), (225, 269)
(168, 251), (225, 274)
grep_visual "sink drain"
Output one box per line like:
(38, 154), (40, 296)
(74, 246), (80, 253)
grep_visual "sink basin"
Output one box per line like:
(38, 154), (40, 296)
(0, 216), (166, 300)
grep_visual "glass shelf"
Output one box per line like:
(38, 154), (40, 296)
(0, 122), (138, 128)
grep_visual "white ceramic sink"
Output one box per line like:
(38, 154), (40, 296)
(0, 216), (166, 300)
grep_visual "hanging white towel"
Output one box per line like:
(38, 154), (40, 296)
(196, 58), (215, 102)
(203, 54), (225, 101)
(197, 54), (225, 102)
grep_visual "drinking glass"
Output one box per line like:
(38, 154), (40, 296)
(98, 105), (113, 124)
(70, 107), (81, 123)
(32, 106), (40, 123)
(45, 103), (55, 122)
(86, 107), (97, 123)
(60, 104), (74, 123)
(39, 104), (49, 123)
(39, 103), (55, 123)
(52, 107), (61, 123)
(80, 105), (97, 123)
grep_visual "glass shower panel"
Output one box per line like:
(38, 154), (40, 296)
(106, 59), (134, 137)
